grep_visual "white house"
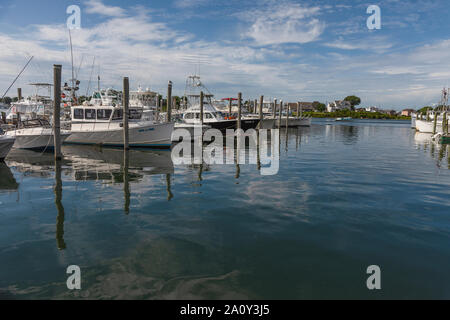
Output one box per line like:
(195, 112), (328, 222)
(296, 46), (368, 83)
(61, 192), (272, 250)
(327, 100), (352, 112)
(365, 106), (379, 113)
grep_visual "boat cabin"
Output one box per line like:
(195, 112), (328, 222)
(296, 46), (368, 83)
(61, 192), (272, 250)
(71, 105), (143, 123)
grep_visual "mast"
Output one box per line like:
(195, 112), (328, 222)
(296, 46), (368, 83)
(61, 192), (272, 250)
(69, 29), (75, 102)
(1, 56), (34, 99)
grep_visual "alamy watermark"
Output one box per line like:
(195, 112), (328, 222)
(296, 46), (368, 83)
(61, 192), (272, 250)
(66, 5), (81, 30)
(367, 5), (381, 30)
(171, 128), (280, 176)
(66, 265), (81, 290)
(366, 265), (381, 290)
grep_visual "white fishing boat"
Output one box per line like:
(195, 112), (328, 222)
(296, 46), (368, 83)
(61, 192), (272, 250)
(178, 75), (260, 132)
(0, 132), (15, 160)
(6, 83), (53, 122)
(415, 88), (449, 134)
(65, 102), (174, 148)
(411, 113), (417, 129)
(5, 119), (71, 150)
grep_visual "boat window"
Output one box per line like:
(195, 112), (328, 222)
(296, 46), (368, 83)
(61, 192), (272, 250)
(85, 109), (96, 120)
(74, 108), (84, 119)
(97, 109), (112, 120)
(129, 108), (143, 120)
(185, 113), (193, 119)
(206, 113), (213, 119)
(195, 113), (200, 119)
(112, 109), (123, 120)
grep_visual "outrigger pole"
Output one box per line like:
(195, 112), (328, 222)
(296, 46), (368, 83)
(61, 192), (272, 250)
(1, 56), (34, 99)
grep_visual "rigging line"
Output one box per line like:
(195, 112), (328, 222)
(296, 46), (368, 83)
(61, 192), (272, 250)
(86, 56), (96, 97)
(2, 56), (34, 99)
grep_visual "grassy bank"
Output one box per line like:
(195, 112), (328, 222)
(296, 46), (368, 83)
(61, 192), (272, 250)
(300, 110), (411, 120)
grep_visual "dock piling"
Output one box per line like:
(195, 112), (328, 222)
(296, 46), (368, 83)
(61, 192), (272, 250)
(278, 100), (283, 129)
(237, 92), (242, 129)
(297, 102), (300, 119)
(228, 98), (232, 118)
(123, 77), (130, 150)
(17, 88), (22, 101)
(53, 64), (62, 161)
(433, 112), (438, 135)
(286, 104), (289, 129)
(259, 95), (263, 125)
(273, 99), (277, 119)
(200, 91), (204, 126)
(167, 81), (172, 122)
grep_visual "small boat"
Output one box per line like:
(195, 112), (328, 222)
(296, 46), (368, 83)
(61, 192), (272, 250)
(335, 117), (353, 121)
(5, 118), (70, 150)
(0, 131), (15, 160)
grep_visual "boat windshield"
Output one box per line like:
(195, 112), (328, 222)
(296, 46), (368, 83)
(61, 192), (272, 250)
(19, 119), (51, 128)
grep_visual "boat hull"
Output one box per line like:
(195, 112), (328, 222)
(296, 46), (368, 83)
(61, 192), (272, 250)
(415, 120), (443, 134)
(0, 137), (15, 160)
(6, 128), (70, 150)
(65, 121), (174, 148)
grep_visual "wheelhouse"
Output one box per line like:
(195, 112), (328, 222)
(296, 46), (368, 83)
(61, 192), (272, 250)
(71, 106), (143, 122)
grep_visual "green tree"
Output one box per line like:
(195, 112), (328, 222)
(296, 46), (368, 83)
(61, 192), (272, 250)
(344, 96), (361, 110)
(418, 106), (433, 113)
(0, 97), (12, 105)
(312, 101), (326, 112)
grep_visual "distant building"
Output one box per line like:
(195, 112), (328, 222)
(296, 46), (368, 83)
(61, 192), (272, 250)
(380, 109), (397, 116)
(401, 109), (415, 116)
(365, 106), (379, 113)
(286, 102), (315, 112)
(327, 100), (352, 112)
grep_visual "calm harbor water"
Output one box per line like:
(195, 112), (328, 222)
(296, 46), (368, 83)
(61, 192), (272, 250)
(0, 119), (449, 299)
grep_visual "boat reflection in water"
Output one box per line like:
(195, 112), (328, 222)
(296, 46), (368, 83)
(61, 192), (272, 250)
(0, 162), (19, 191)
(6, 145), (174, 183)
(414, 132), (450, 169)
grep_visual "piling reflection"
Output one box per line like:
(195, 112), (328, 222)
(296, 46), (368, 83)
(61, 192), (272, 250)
(54, 160), (66, 250)
(123, 150), (130, 214)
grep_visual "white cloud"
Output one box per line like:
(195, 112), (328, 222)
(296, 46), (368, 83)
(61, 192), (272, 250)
(84, 0), (126, 17)
(244, 3), (325, 45)
(173, 0), (209, 9)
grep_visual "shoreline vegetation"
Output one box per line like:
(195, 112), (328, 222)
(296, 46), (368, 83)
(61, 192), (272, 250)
(302, 110), (411, 120)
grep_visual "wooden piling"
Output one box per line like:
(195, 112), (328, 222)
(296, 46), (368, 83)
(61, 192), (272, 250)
(273, 99), (277, 119)
(433, 112), (438, 134)
(442, 112), (448, 134)
(286, 104), (289, 129)
(278, 100), (283, 129)
(297, 102), (300, 119)
(53, 64), (62, 161)
(167, 81), (172, 122)
(228, 98), (232, 118)
(1, 112), (6, 124)
(17, 88), (22, 101)
(200, 91), (204, 126)
(123, 77), (130, 150)
(237, 92), (242, 129)
(259, 95), (263, 124)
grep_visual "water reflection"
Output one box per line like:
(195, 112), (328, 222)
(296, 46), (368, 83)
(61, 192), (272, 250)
(0, 162), (18, 191)
(6, 146), (174, 183)
(414, 132), (450, 169)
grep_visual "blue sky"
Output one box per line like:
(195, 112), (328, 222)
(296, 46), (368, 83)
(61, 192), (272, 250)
(1, 0), (449, 109)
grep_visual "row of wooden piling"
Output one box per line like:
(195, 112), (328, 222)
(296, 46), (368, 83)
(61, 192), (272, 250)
(48, 69), (307, 161)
